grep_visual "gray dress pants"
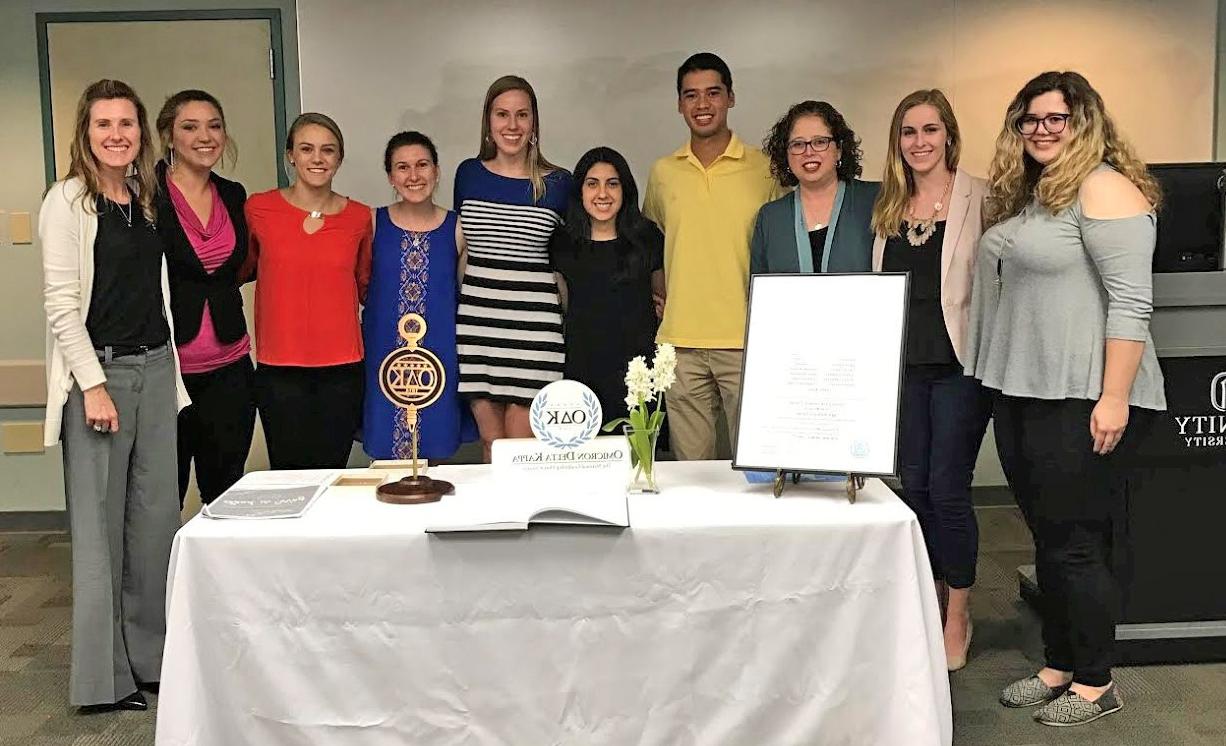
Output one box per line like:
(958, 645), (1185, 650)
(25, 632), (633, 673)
(61, 345), (180, 706)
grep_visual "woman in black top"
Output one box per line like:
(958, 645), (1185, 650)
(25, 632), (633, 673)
(550, 147), (664, 423)
(870, 90), (992, 672)
(154, 90), (254, 506)
(39, 79), (187, 712)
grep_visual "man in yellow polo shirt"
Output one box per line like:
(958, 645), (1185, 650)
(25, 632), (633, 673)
(643, 52), (779, 461)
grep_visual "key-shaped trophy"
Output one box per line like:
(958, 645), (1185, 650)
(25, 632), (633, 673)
(375, 313), (455, 504)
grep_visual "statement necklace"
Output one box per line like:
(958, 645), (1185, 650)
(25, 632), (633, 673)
(301, 198), (330, 235)
(904, 177), (952, 247)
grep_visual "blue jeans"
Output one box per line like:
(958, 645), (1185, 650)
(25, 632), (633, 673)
(897, 365), (992, 589)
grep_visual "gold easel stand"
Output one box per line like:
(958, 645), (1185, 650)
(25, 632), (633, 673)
(374, 313), (455, 505)
(773, 470), (863, 504)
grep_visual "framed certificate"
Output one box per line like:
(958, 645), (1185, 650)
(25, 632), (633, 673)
(732, 273), (909, 478)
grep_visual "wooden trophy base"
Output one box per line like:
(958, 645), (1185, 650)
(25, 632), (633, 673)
(376, 475), (455, 505)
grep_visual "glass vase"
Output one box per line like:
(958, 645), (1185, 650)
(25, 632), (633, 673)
(622, 424), (660, 494)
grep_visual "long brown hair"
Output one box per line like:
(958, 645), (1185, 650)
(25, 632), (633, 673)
(477, 75), (559, 203)
(984, 71), (1160, 226)
(155, 89), (238, 172)
(871, 89), (961, 238)
(66, 79), (157, 221)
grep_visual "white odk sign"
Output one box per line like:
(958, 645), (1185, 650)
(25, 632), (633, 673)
(1174, 371), (1226, 449)
(492, 380), (629, 480)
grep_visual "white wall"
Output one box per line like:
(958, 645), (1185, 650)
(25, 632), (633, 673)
(298, 0), (1216, 208)
(298, 0), (1217, 486)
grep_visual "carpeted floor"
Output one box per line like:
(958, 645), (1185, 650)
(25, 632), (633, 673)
(1, 506), (1223, 745)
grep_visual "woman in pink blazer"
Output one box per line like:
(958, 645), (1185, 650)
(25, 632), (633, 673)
(870, 89), (992, 672)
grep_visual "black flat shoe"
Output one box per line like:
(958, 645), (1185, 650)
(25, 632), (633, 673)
(78, 691), (148, 714)
(137, 680), (159, 694)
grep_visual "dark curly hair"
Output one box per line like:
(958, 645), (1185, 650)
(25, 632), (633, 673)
(763, 100), (863, 187)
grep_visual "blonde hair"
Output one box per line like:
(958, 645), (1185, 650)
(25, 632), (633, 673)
(871, 89), (961, 238)
(66, 79), (157, 222)
(478, 75), (560, 203)
(984, 71), (1160, 227)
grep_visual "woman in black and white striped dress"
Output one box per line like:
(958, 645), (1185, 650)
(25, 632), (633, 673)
(454, 75), (572, 461)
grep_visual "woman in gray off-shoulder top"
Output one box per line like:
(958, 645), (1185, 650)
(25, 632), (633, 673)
(967, 71), (1166, 728)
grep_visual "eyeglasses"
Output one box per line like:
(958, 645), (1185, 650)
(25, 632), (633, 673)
(1017, 114), (1071, 135)
(787, 136), (835, 155)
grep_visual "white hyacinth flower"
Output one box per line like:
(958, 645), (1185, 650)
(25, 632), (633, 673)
(651, 343), (678, 394)
(625, 355), (655, 404)
(624, 392), (639, 412)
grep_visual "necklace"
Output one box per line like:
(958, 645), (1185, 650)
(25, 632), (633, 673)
(115, 198), (134, 228)
(904, 176), (952, 247)
(400, 228), (426, 251)
(301, 198), (330, 235)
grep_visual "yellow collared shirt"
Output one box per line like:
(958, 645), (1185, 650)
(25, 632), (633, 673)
(643, 133), (779, 349)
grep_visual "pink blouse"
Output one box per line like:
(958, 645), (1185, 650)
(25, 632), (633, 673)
(168, 178), (252, 374)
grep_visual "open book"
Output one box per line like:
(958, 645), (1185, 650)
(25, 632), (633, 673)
(201, 470), (335, 520)
(424, 487), (629, 533)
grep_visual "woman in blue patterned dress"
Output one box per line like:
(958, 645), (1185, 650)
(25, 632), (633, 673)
(454, 75), (572, 461)
(362, 131), (475, 460)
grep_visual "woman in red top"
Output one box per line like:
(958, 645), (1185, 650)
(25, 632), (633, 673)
(245, 113), (372, 469)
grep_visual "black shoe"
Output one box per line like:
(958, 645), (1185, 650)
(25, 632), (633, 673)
(78, 691), (148, 714)
(137, 680), (159, 694)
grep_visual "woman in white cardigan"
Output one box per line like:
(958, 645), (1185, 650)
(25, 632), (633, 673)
(41, 79), (189, 712)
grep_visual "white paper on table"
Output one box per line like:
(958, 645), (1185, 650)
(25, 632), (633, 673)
(733, 273), (908, 477)
(201, 469), (337, 520)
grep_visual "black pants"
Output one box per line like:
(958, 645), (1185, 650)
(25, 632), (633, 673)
(993, 394), (1149, 687)
(178, 356), (256, 505)
(897, 366), (992, 588)
(256, 362), (364, 470)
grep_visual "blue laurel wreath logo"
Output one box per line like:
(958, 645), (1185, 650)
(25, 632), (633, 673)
(530, 389), (601, 449)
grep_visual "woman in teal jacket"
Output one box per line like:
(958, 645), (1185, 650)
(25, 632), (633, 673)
(751, 100), (878, 275)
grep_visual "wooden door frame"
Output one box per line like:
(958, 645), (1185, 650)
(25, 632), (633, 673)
(35, 8), (293, 188)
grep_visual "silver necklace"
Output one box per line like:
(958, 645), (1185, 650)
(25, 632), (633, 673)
(115, 198), (134, 228)
(904, 177), (952, 247)
(400, 228), (426, 251)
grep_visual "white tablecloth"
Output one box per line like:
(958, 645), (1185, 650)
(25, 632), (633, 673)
(155, 461), (951, 745)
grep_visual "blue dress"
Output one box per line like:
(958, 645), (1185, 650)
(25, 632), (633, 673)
(362, 207), (475, 460)
(453, 158), (572, 404)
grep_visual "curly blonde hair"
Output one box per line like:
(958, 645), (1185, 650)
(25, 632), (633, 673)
(984, 71), (1160, 227)
(871, 89), (961, 238)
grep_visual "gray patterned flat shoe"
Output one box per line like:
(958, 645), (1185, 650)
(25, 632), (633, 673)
(998, 675), (1071, 708)
(1034, 683), (1123, 726)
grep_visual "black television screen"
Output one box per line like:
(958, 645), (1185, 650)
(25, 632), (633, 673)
(1148, 162), (1225, 273)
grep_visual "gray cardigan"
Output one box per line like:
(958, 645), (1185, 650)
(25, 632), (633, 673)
(749, 179), (880, 275)
(964, 191), (1167, 411)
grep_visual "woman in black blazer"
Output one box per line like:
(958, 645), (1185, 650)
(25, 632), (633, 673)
(751, 101), (878, 275)
(154, 90), (254, 505)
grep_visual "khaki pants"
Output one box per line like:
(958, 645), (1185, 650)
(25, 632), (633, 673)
(665, 347), (743, 461)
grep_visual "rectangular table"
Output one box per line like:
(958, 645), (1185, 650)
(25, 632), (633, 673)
(155, 461), (951, 745)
